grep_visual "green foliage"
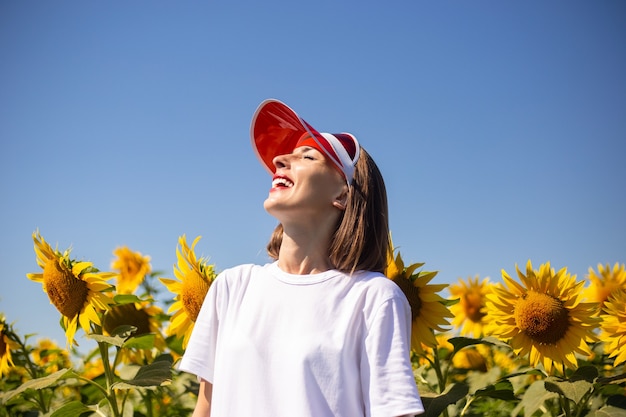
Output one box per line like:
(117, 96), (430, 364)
(413, 336), (626, 417)
(3, 241), (626, 417)
(0, 273), (196, 417)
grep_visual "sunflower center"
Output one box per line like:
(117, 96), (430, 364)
(0, 334), (7, 357)
(182, 270), (209, 323)
(464, 291), (486, 323)
(43, 259), (89, 319)
(514, 290), (569, 345)
(103, 304), (151, 336)
(393, 277), (422, 321)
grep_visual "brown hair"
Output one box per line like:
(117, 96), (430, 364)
(266, 148), (390, 274)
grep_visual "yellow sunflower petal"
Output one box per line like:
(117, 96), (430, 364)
(486, 260), (601, 374)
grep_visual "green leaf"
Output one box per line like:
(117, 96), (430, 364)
(587, 406), (626, 417)
(545, 376), (593, 404)
(480, 336), (514, 350)
(607, 395), (626, 410)
(50, 401), (94, 417)
(111, 356), (173, 389)
(448, 337), (484, 352)
(474, 380), (517, 401)
(512, 380), (558, 417)
(448, 336), (513, 355)
(110, 324), (139, 338)
(420, 383), (469, 417)
(123, 333), (156, 350)
(0, 368), (74, 404)
(598, 372), (626, 385)
(166, 334), (185, 356)
(442, 297), (459, 307)
(571, 365), (599, 382)
(88, 333), (127, 347)
(501, 367), (547, 380)
(113, 294), (143, 304)
(417, 270), (438, 281)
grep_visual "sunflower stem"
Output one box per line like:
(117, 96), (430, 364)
(9, 329), (50, 413)
(75, 374), (110, 398)
(559, 395), (572, 417)
(431, 345), (451, 417)
(459, 395), (475, 416)
(144, 389), (155, 417)
(97, 339), (121, 417)
(573, 387), (595, 417)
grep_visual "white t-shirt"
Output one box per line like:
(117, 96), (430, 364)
(179, 262), (424, 417)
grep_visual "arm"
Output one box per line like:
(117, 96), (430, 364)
(191, 378), (213, 417)
(361, 295), (424, 417)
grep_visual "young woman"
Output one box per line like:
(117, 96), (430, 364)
(179, 99), (424, 417)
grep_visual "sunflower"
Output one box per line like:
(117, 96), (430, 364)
(486, 260), (600, 374)
(0, 318), (19, 377)
(159, 235), (217, 349)
(82, 357), (106, 380)
(452, 347), (488, 372)
(103, 301), (166, 363)
(111, 246), (152, 294)
(599, 289), (626, 367)
(31, 338), (72, 374)
(416, 333), (454, 367)
(449, 275), (491, 338)
(583, 262), (626, 314)
(26, 231), (116, 346)
(385, 244), (453, 354)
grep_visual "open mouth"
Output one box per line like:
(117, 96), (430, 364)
(272, 176), (294, 188)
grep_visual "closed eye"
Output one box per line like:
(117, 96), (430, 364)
(294, 146), (323, 161)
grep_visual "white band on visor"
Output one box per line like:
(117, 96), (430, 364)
(301, 124), (360, 184)
(309, 132), (359, 185)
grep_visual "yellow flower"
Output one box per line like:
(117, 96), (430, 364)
(486, 260), (600, 374)
(583, 263), (626, 314)
(449, 275), (491, 338)
(1, 319), (20, 377)
(385, 243), (453, 354)
(159, 235), (216, 349)
(111, 246), (152, 294)
(600, 289), (626, 367)
(26, 231), (116, 346)
(485, 344), (519, 375)
(452, 347), (487, 372)
(417, 333), (454, 367)
(82, 357), (106, 380)
(102, 301), (166, 363)
(31, 338), (72, 374)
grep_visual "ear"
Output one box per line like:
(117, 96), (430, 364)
(332, 185), (349, 211)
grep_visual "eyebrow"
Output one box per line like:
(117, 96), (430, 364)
(293, 146), (316, 154)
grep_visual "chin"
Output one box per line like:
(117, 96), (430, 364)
(263, 197), (279, 214)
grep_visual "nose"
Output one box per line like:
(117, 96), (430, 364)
(272, 153), (290, 170)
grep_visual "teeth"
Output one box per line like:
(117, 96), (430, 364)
(272, 177), (293, 188)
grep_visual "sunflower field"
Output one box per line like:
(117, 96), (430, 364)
(1, 231), (625, 416)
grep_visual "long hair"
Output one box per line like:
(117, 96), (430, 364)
(266, 148), (390, 274)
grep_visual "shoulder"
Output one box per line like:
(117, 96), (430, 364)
(343, 271), (412, 331)
(347, 271), (410, 313)
(218, 263), (262, 278)
(212, 263), (272, 291)
(352, 270), (405, 299)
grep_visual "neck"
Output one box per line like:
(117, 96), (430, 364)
(277, 222), (335, 275)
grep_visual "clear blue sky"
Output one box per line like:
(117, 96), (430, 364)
(1, 1), (624, 350)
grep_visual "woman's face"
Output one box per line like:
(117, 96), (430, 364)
(263, 146), (348, 224)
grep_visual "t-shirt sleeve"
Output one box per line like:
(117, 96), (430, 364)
(360, 289), (425, 417)
(177, 273), (225, 383)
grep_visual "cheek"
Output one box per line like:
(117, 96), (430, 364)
(311, 174), (345, 202)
